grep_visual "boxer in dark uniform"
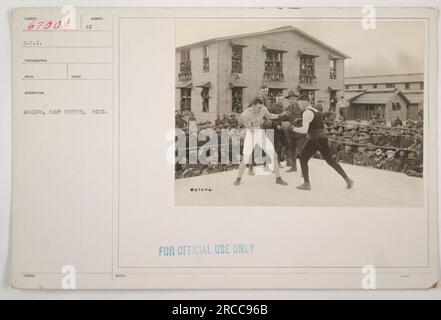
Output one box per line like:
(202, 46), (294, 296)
(292, 95), (354, 190)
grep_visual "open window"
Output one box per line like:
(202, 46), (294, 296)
(329, 59), (337, 79)
(202, 46), (209, 72)
(201, 87), (209, 112)
(299, 54), (316, 85)
(264, 49), (285, 82)
(179, 49), (192, 81)
(232, 45), (243, 73)
(232, 87), (243, 112)
(180, 88), (192, 111)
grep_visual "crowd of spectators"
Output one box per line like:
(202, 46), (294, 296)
(175, 108), (424, 179)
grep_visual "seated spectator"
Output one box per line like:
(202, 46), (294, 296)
(228, 114), (239, 128)
(387, 129), (401, 148)
(403, 152), (423, 177)
(374, 149), (385, 169)
(383, 149), (403, 172)
(221, 114), (230, 127)
(175, 113), (187, 128)
(188, 112), (197, 123)
(393, 116), (403, 127)
(336, 143), (354, 164)
(353, 146), (367, 166)
(215, 114), (222, 127)
(365, 147), (377, 167)
(399, 131), (413, 148)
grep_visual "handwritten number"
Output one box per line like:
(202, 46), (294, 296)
(44, 21), (52, 30)
(54, 20), (61, 29)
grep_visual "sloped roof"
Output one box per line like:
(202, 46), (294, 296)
(345, 73), (423, 85)
(350, 89), (411, 105)
(176, 25), (349, 59)
(403, 91), (424, 104)
(344, 89), (365, 101)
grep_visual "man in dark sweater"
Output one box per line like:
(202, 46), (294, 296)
(292, 95), (354, 191)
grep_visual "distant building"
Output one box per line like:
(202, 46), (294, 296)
(176, 26), (349, 122)
(344, 73), (424, 121)
(344, 88), (411, 122)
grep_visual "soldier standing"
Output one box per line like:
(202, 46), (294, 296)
(335, 95), (350, 121)
(269, 93), (288, 164)
(282, 90), (305, 172)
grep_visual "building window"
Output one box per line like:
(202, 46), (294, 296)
(201, 87), (209, 112)
(420, 82), (424, 89)
(232, 87), (243, 112)
(179, 50), (192, 81)
(180, 88), (191, 111)
(405, 82), (410, 90)
(300, 90), (315, 106)
(386, 83), (395, 88)
(264, 50), (284, 82)
(181, 49), (190, 62)
(232, 46), (243, 73)
(203, 46), (209, 72)
(373, 84), (377, 89)
(329, 59), (337, 79)
(299, 55), (316, 84)
(268, 88), (284, 104)
(344, 85), (349, 89)
(329, 91), (337, 111)
(358, 84), (363, 89)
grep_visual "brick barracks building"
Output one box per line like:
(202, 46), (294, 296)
(175, 26), (349, 122)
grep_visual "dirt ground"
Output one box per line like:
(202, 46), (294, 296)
(175, 159), (424, 207)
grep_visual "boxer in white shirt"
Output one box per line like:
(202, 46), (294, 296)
(234, 97), (289, 186)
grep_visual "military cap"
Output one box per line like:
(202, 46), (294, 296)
(285, 90), (300, 98)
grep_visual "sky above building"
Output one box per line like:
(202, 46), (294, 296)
(176, 20), (425, 78)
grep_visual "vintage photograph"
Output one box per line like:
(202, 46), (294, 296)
(8, 6), (438, 292)
(174, 20), (425, 207)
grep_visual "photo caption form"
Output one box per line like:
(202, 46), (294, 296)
(11, 7), (438, 289)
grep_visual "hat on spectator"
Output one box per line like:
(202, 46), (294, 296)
(285, 90), (300, 98)
(375, 148), (384, 156)
(298, 94), (310, 102)
(414, 133), (423, 142)
(407, 152), (416, 159)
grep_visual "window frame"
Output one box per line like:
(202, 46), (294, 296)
(264, 50), (284, 81)
(232, 45), (243, 73)
(231, 87), (244, 112)
(201, 87), (209, 112)
(329, 59), (337, 79)
(299, 55), (316, 84)
(180, 88), (192, 110)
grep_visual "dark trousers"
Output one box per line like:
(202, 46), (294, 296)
(284, 131), (305, 168)
(274, 129), (287, 162)
(299, 137), (349, 184)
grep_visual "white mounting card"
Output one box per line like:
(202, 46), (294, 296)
(10, 7), (438, 289)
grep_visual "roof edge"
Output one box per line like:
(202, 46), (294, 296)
(176, 26), (350, 59)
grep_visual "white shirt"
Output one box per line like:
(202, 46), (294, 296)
(293, 107), (318, 134)
(335, 99), (350, 121)
(241, 106), (271, 128)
